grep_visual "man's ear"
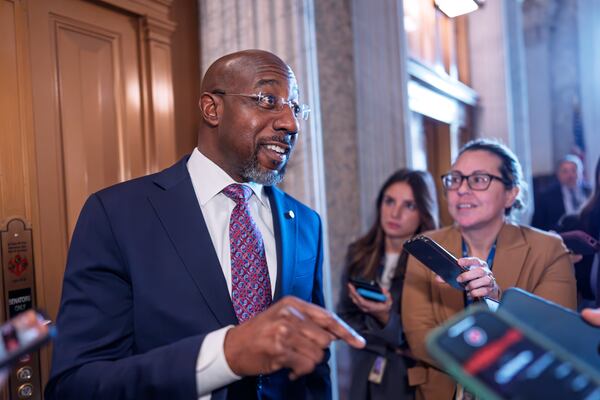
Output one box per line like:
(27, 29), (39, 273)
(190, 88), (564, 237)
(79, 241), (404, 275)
(199, 93), (220, 127)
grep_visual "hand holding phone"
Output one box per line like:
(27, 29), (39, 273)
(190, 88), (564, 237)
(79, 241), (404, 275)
(456, 257), (501, 301)
(404, 235), (467, 290)
(0, 310), (55, 370)
(405, 235), (500, 303)
(348, 277), (387, 303)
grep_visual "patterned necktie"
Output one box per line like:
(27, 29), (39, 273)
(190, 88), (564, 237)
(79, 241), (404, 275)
(222, 184), (272, 323)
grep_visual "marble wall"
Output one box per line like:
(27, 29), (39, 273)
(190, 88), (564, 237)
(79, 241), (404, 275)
(313, 2), (364, 396)
(467, 0), (534, 221)
(313, 0), (361, 303)
(468, 0), (511, 144)
(351, 0), (412, 230)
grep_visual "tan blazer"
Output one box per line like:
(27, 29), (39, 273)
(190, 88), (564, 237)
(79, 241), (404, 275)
(401, 223), (577, 400)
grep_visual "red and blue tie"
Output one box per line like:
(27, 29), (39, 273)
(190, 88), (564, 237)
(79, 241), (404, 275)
(222, 184), (272, 323)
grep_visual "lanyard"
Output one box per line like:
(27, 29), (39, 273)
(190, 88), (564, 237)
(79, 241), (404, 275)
(461, 239), (497, 270)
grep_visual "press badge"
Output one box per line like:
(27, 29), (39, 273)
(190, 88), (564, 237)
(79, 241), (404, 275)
(367, 356), (387, 384)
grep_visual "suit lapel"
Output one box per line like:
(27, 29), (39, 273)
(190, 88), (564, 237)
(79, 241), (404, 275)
(437, 228), (465, 317)
(267, 186), (297, 301)
(492, 224), (529, 289)
(148, 159), (237, 327)
(557, 187), (566, 218)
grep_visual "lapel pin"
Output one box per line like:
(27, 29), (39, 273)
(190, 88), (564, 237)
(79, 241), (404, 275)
(285, 210), (295, 220)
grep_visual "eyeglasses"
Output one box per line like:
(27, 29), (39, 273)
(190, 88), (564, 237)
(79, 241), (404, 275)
(212, 91), (311, 121)
(441, 172), (508, 191)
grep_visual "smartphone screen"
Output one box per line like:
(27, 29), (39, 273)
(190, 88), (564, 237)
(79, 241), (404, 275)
(431, 311), (600, 399)
(0, 310), (53, 369)
(349, 277), (386, 302)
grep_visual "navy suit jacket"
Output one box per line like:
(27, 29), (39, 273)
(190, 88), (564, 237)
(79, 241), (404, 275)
(532, 183), (591, 231)
(45, 156), (330, 400)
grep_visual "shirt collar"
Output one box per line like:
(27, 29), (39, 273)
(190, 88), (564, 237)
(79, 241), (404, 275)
(187, 148), (269, 207)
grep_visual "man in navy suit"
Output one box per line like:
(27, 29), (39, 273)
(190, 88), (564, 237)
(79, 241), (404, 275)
(45, 50), (364, 400)
(532, 155), (591, 231)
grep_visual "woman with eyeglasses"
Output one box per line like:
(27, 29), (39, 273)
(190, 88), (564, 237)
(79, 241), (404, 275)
(401, 139), (577, 400)
(338, 169), (439, 400)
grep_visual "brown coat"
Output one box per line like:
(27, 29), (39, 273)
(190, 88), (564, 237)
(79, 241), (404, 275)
(401, 223), (577, 400)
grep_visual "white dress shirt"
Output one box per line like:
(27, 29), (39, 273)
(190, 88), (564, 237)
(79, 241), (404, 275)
(187, 148), (278, 399)
(561, 184), (587, 214)
(379, 252), (400, 290)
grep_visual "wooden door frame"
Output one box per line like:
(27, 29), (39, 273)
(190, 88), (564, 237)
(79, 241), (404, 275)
(99, 0), (178, 172)
(6, 0), (179, 387)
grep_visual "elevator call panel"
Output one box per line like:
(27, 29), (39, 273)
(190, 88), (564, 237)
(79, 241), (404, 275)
(1, 218), (43, 400)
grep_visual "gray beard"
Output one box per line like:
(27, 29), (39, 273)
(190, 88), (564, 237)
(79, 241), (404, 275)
(239, 151), (287, 186)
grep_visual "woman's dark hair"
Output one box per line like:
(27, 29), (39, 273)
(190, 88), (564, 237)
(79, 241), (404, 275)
(579, 156), (600, 235)
(346, 169), (439, 281)
(457, 138), (527, 217)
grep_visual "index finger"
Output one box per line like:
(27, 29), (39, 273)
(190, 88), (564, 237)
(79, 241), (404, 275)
(292, 301), (366, 349)
(457, 266), (489, 284)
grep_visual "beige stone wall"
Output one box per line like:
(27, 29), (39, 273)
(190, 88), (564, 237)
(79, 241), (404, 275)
(314, 0), (361, 309)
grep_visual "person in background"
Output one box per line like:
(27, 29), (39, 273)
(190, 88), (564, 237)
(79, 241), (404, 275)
(532, 154), (591, 231)
(558, 155), (600, 309)
(402, 138), (577, 400)
(338, 169), (439, 400)
(45, 49), (365, 400)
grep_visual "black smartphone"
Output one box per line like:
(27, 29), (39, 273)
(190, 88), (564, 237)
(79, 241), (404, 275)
(500, 288), (600, 371)
(404, 235), (467, 290)
(560, 230), (600, 255)
(427, 306), (600, 400)
(0, 310), (55, 370)
(348, 277), (387, 302)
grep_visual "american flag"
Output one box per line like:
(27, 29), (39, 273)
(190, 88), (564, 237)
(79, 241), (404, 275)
(572, 98), (587, 178)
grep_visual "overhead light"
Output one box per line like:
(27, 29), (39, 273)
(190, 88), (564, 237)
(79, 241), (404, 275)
(435, 0), (480, 18)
